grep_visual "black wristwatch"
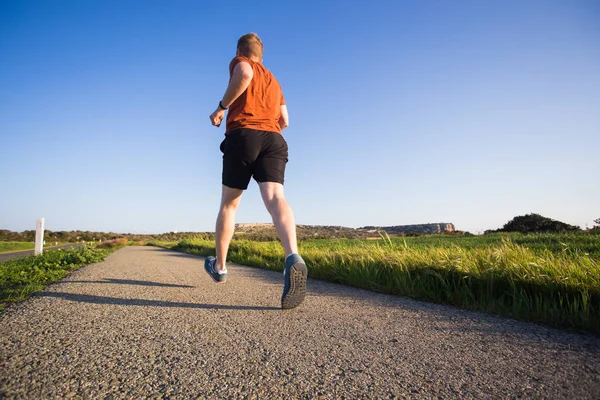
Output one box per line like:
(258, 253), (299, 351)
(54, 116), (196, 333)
(218, 101), (228, 110)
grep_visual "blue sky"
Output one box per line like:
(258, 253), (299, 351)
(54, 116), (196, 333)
(1, 0), (599, 234)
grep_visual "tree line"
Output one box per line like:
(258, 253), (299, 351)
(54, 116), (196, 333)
(0, 230), (202, 243)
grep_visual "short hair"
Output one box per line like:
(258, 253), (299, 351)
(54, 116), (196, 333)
(237, 33), (263, 59)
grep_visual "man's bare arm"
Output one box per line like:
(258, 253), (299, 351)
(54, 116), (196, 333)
(278, 105), (289, 130)
(209, 62), (254, 127)
(221, 62), (253, 107)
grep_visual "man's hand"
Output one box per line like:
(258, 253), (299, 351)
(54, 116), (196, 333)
(210, 108), (226, 127)
(278, 104), (289, 130)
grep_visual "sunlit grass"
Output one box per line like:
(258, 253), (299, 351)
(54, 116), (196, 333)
(0, 247), (108, 310)
(0, 242), (34, 253)
(0, 241), (69, 254)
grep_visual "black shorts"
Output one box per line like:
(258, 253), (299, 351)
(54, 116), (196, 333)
(220, 128), (289, 190)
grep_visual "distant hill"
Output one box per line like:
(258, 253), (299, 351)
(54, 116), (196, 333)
(359, 223), (456, 235)
(236, 222), (457, 240)
(236, 223), (373, 240)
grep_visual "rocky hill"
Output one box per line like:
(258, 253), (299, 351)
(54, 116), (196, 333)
(235, 224), (374, 240)
(359, 223), (456, 235)
(235, 222), (456, 240)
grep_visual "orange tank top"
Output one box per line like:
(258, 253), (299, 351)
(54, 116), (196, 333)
(225, 56), (285, 134)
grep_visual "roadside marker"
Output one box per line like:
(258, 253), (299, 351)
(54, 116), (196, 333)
(35, 218), (45, 255)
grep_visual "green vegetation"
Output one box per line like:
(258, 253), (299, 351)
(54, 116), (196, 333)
(307, 232), (600, 259)
(152, 232), (600, 333)
(146, 240), (180, 249)
(0, 242), (34, 253)
(0, 229), (206, 244)
(0, 241), (71, 254)
(96, 238), (129, 249)
(0, 247), (107, 311)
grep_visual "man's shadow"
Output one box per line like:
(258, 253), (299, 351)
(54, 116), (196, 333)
(37, 291), (280, 311)
(54, 278), (195, 288)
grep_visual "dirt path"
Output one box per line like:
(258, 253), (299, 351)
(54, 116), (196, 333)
(1, 246), (599, 399)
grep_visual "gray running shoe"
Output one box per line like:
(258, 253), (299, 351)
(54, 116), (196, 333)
(204, 256), (227, 283)
(281, 254), (307, 309)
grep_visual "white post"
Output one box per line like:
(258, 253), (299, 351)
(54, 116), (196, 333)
(35, 218), (45, 255)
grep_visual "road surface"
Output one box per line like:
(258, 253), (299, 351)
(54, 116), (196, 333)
(1, 246), (599, 398)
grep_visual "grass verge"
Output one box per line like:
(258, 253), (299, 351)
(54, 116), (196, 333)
(152, 235), (600, 334)
(0, 242), (34, 253)
(0, 246), (108, 311)
(0, 242), (70, 254)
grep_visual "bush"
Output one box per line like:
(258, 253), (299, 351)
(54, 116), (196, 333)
(495, 213), (580, 233)
(96, 238), (128, 248)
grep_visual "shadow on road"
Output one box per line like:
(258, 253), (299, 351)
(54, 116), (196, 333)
(147, 246), (285, 286)
(36, 291), (280, 311)
(149, 247), (205, 260)
(54, 278), (194, 288)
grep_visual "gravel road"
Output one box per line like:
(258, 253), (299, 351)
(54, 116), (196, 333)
(1, 246), (599, 399)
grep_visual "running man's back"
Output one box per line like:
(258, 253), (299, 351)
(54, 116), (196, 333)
(226, 56), (285, 134)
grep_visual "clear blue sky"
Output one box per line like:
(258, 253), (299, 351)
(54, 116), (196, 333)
(1, 0), (599, 234)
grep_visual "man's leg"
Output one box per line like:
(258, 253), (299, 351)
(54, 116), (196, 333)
(258, 182), (298, 256)
(259, 181), (307, 309)
(215, 185), (244, 271)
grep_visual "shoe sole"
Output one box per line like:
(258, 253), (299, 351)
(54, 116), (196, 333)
(207, 274), (226, 283)
(282, 262), (307, 310)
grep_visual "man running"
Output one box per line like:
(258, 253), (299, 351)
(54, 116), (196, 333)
(207, 33), (307, 310)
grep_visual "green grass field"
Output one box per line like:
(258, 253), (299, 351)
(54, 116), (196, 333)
(150, 232), (600, 333)
(0, 241), (71, 254)
(0, 247), (108, 311)
(0, 242), (35, 253)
